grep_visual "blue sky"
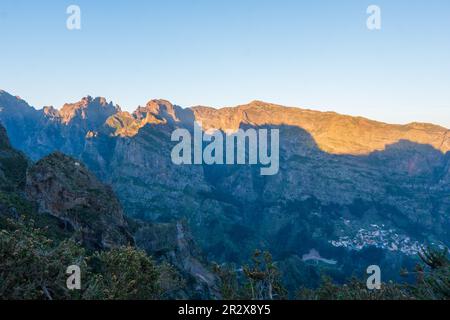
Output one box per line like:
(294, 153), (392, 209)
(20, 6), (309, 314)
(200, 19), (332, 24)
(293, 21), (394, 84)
(0, 0), (449, 127)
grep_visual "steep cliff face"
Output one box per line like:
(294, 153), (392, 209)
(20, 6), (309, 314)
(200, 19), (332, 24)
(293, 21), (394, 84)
(59, 96), (119, 126)
(1, 90), (449, 287)
(25, 152), (133, 250)
(132, 220), (221, 299)
(0, 125), (29, 193)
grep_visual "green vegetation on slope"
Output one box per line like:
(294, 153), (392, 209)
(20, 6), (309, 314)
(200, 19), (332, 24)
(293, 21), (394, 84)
(0, 217), (182, 300)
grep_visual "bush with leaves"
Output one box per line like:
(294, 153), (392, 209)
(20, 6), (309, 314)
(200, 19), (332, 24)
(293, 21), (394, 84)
(297, 276), (410, 300)
(242, 250), (288, 300)
(0, 218), (88, 300)
(84, 247), (161, 300)
(214, 250), (287, 300)
(0, 217), (183, 300)
(213, 262), (241, 300)
(408, 247), (450, 300)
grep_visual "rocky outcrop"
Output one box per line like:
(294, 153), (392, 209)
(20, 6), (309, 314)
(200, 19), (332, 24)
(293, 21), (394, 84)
(26, 152), (133, 250)
(59, 96), (120, 126)
(133, 220), (221, 299)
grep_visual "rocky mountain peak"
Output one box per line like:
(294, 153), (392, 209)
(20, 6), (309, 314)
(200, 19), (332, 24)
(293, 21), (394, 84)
(145, 99), (175, 113)
(133, 99), (179, 123)
(0, 90), (36, 114)
(95, 96), (109, 106)
(59, 96), (120, 126)
(81, 95), (93, 104)
(42, 106), (60, 119)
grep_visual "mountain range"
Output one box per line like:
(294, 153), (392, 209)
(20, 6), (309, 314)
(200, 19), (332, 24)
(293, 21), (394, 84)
(1, 89), (449, 292)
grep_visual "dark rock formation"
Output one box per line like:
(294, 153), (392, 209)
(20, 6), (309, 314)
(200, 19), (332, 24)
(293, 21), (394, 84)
(26, 152), (133, 250)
